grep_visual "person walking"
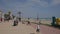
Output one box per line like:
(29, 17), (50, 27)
(0, 18), (2, 23)
(36, 24), (40, 32)
(13, 17), (18, 26)
(27, 18), (31, 25)
(22, 20), (25, 24)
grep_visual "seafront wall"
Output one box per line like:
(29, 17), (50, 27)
(21, 18), (52, 25)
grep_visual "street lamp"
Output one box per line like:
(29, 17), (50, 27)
(18, 11), (21, 21)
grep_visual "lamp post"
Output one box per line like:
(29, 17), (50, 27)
(18, 11), (21, 21)
(36, 12), (40, 24)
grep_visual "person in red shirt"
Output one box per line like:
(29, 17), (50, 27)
(0, 18), (2, 22)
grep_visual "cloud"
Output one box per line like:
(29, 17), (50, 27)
(0, 0), (48, 8)
(29, 0), (49, 7)
(51, 0), (60, 6)
(53, 0), (60, 4)
(39, 1), (48, 7)
(0, 0), (49, 14)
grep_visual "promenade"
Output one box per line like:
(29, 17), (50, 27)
(0, 20), (60, 34)
(0, 20), (41, 34)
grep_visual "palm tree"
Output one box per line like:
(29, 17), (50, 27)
(8, 11), (11, 15)
(4, 13), (9, 21)
(12, 15), (15, 19)
(8, 11), (12, 20)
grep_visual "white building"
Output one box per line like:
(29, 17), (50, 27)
(0, 11), (5, 22)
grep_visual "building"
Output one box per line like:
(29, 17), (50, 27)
(0, 10), (4, 22)
(0, 11), (2, 22)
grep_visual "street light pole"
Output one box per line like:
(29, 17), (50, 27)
(37, 12), (39, 21)
(18, 11), (21, 21)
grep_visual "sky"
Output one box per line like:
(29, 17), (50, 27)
(0, 0), (60, 18)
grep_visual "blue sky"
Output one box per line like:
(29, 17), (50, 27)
(0, 0), (60, 18)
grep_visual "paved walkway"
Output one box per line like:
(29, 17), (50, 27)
(0, 20), (41, 34)
(0, 20), (60, 34)
(31, 23), (60, 34)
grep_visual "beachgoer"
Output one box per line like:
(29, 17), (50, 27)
(0, 18), (2, 22)
(27, 18), (31, 25)
(1, 18), (2, 22)
(36, 24), (40, 32)
(22, 20), (25, 24)
(19, 18), (21, 22)
(27, 20), (31, 25)
(13, 17), (18, 26)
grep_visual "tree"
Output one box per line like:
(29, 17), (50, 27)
(8, 11), (12, 20)
(8, 11), (11, 15)
(4, 13), (9, 21)
(12, 15), (15, 19)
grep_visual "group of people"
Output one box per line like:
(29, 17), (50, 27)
(13, 17), (40, 32)
(0, 17), (40, 32)
(13, 17), (31, 26)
